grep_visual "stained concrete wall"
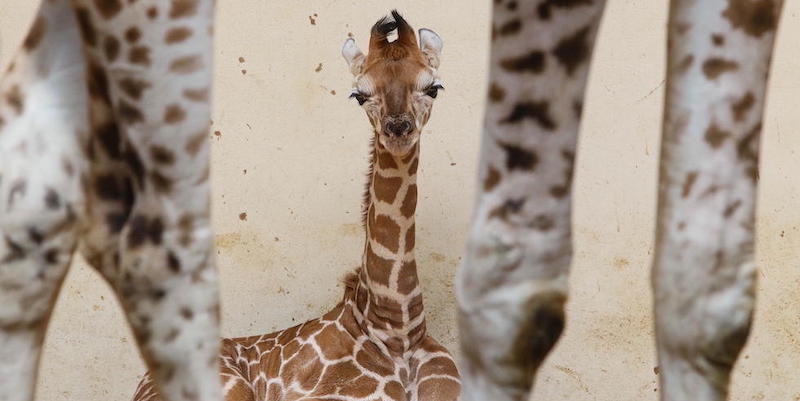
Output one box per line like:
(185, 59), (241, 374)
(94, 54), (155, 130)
(1, 1), (800, 400)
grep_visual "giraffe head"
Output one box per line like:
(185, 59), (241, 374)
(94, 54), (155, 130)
(341, 11), (444, 156)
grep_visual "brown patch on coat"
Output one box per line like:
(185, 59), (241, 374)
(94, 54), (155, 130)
(552, 26), (591, 75)
(483, 165), (501, 191)
(705, 123), (731, 148)
(722, 0), (779, 38)
(732, 92), (755, 122)
(682, 171), (698, 198)
(702, 58), (739, 79)
(169, 0), (198, 19)
(509, 291), (566, 388)
(23, 17), (46, 52)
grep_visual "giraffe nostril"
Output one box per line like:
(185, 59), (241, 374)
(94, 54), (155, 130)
(385, 120), (412, 137)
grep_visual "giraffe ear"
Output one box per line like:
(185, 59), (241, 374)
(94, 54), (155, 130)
(342, 38), (366, 76)
(418, 28), (443, 69)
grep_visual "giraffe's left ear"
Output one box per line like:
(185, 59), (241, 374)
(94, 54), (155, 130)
(342, 38), (366, 76)
(419, 29), (443, 69)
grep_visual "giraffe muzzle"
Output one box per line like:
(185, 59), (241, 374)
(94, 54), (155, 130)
(384, 117), (414, 137)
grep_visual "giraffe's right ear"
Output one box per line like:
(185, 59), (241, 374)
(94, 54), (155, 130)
(342, 38), (366, 76)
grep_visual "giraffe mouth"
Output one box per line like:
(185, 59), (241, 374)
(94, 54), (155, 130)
(379, 130), (419, 154)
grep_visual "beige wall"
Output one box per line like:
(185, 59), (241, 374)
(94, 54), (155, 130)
(2, 1), (800, 400)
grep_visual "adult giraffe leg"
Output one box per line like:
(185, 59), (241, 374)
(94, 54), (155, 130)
(653, 1), (783, 400)
(456, 1), (606, 400)
(0, 1), (88, 400)
(71, 1), (222, 400)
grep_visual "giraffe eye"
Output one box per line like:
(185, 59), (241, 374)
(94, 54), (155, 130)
(425, 84), (444, 98)
(349, 91), (369, 105)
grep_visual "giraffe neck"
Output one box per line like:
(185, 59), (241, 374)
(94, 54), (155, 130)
(353, 135), (423, 355)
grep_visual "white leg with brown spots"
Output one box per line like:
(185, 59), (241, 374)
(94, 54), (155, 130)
(69, 1), (223, 400)
(653, 1), (783, 399)
(455, 1), (605, 400)
(0, 0), (223, 400)
(0, 1), (88, 400)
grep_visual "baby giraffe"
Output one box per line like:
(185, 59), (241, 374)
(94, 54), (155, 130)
(132, 11), (460, 401)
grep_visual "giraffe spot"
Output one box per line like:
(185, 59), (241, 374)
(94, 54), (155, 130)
(385, 381), (405, 401)
(165, 27), (192, 44)
(724, 199), (742, 218)
(377, 150), (398, 169)
(178, 214), (194, 247)
(44, 188), (60, 209)
(500, 50), (546, 73)
(529, 215), (555, 231)
(371, 214), (401, 253)
(573, 99), (583, 118)
(405, 223), (415, 253)
(185, 129), (208, 156)
(163, 328), (180, 343)
(128, 215), (164, 248)
(169, 55), (203, 74)
(6, 85), (24, 114)
(365, 244), (393, 287)
(128, 46), (151, 66)
(401, 184), (417, 218)
(498, 18), (522, 36)
(484, 165), (501, 191)
(167, 251), (181, 273)
(407, 157), (419, 175)
(124, 26), (141, 43)
(179, 307), (194, 320)
(702, 58), (739, 80)
(712, 33), (725, 46)
(511, 291), (566, 388)
(103, 35), (120, 62)
(87, 61), (110, 98)
(507, 1), (518, 10)
(315, 323), (356, 360)
(499, 142), (538, 171)
(23, 17), (46, 52)
(356, 347), (395, 376)
(682, 171), (698, 198)
(732, 92), (755, 122)
(74, 8), (97, 48)
(674, 54), (694, 75)
(488, 82), (506, 102)
(319, 361), (361, 387)
(398, 260), (418, 295)
(737, 123), (761, 162)
(705, 123), (731, 149)
(94, 174), (124, 200)
(339, 376), (379, 398)
(553, 26), (591, 75)
(182, 88), (209, 102)
(722, 0), (779, 38)
(150, 145), (176, 165)
(373, 174), (403, 203)
(537, 0), (593, 19)
(93, 0), (122, 19)
(118, 77), (151, 100)
(501, 101), (556, 130)
(489, 198), (526, 221)
(418, 356), (460, 378)
(96, 121), (122, 158)
(147, 6), (158, 19)
(150, 171), (173, 193)
(118, 101), (144, 123)
(163, 104), (186, 124)
(169, 0), (198, 19)
(105, 212), (128, 233)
